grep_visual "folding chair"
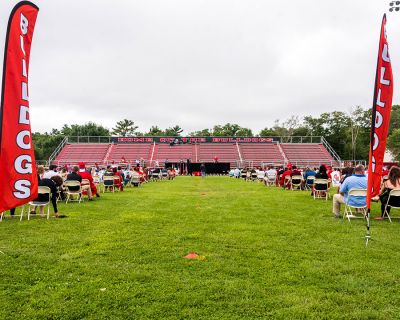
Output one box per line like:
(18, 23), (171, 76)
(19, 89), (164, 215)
(283, 175), (291, 189)
(265, 173), (277, 186)
(343, 188), (367, 222)
(383, 189), (400, 223)
(0, 208), (23, 221)
(81, 178), (92, 199)
(161, 171), (168, 180)
(26, 186), (51, 220)
(291, 175), (303, 190)
(102, 176), (115, 192)
(113, 176), (121, 191)
(246, 171), (251, 182)
(64, 180), (83, 203)
(313, 179), (329, 200)
(151, 171), (161, 181)
(130, 173), (141, 187)
(305, 176), (315, 190)
(251, 172), (258, 181)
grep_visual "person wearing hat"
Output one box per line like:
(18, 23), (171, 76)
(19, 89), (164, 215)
(78, 162), (99, 198)
(66, 165), (93, 200)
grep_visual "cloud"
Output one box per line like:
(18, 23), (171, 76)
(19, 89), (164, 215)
(0, 0), (399, 134)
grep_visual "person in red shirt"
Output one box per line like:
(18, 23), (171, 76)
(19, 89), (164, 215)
(78, 162), (99, 198)
(280, 165), (292, 188)
(113, 167), (124, 191)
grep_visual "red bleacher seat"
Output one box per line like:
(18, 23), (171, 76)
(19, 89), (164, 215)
(239, 144), (283, 167)
(54, 143), (110, 166)
(281, 143), (336, 167)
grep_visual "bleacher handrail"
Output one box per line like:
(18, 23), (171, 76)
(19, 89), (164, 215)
(48, 136), (68, 164)
(320, 136), (341, 162)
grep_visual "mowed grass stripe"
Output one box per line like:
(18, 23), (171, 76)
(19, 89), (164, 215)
(1, 176), (400, 319)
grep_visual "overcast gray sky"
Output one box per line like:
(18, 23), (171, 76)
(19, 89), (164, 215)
(0, 0), (399, 135)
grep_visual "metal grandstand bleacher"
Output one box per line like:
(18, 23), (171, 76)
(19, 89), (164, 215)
(50, 136), (341, 168)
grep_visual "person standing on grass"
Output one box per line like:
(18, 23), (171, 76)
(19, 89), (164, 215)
(332, 164), (367, 218)
(200, 163), (206, 178)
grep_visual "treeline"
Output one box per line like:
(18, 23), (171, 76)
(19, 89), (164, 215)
(32, 106), (400, 161)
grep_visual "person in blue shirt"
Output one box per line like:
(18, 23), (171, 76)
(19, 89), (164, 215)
(332, 164), (367, 218)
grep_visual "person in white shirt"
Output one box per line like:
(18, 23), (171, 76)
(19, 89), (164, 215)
(43, 164), (58, 179)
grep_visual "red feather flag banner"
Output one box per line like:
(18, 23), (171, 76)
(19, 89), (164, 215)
(367, 14), (394, 211)
(0, 2), (39, 212)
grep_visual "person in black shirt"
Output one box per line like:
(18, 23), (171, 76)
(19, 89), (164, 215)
(66, 166), (82, 183)
(32, 166), (59, 217)
(66, 166), (82, 192)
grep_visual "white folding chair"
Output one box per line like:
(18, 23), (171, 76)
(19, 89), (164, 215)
(343, 188), (367, 221)
(264, 173), (277, 186)
(0, 211), (23, 222)
(305, 176), (315, 190)
(313, 179), (329, 200)
(0, 209), (23, 221)
(113, 175), (121, 191)
(291, 175), (303, 190)
(283, 175), (291, 189)
(102, 175), (115, 192)
(130, 173), (141, 187)
(26, 186), (52, 220)
(383, 189), (400, 223)
(64, 180), (83, 203)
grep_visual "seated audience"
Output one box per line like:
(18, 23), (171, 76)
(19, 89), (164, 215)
(32, 165), (60, 217)
(113, 167), (124, 191)
(66, 165), (93, 200)
(375, 166), (400, 220)
(280, 166), (292, 188)
(332, 164), (367, 218)
(43, 164), (58, 179)
(78, 162), (99, 198)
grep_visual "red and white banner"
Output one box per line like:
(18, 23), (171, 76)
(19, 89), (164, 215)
(0, 1), (39, 212)
(367, 14), (394, 209)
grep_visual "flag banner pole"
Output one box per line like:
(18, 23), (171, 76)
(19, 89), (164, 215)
(0, 1), (39, 212)
(366, 14), (394, 246)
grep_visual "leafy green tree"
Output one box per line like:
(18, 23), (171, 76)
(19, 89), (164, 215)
(32, 132), (64, 161)
(258, 127), (279, 137)
(61, 122), (110, 136)
(112, 119), (138, 137)
(213, 123), (253, 136)
(164, 125), (183, 137)
(189, 129), (212, 137)
(389, 105), (400, 133)
(145, 126), (164, 136)
(387, 129), (400, 161)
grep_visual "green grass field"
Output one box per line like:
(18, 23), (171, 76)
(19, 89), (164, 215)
(1, 176), (400, 319)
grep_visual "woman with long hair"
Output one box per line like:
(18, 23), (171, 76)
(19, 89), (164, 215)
(376, 166), (400, 220)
